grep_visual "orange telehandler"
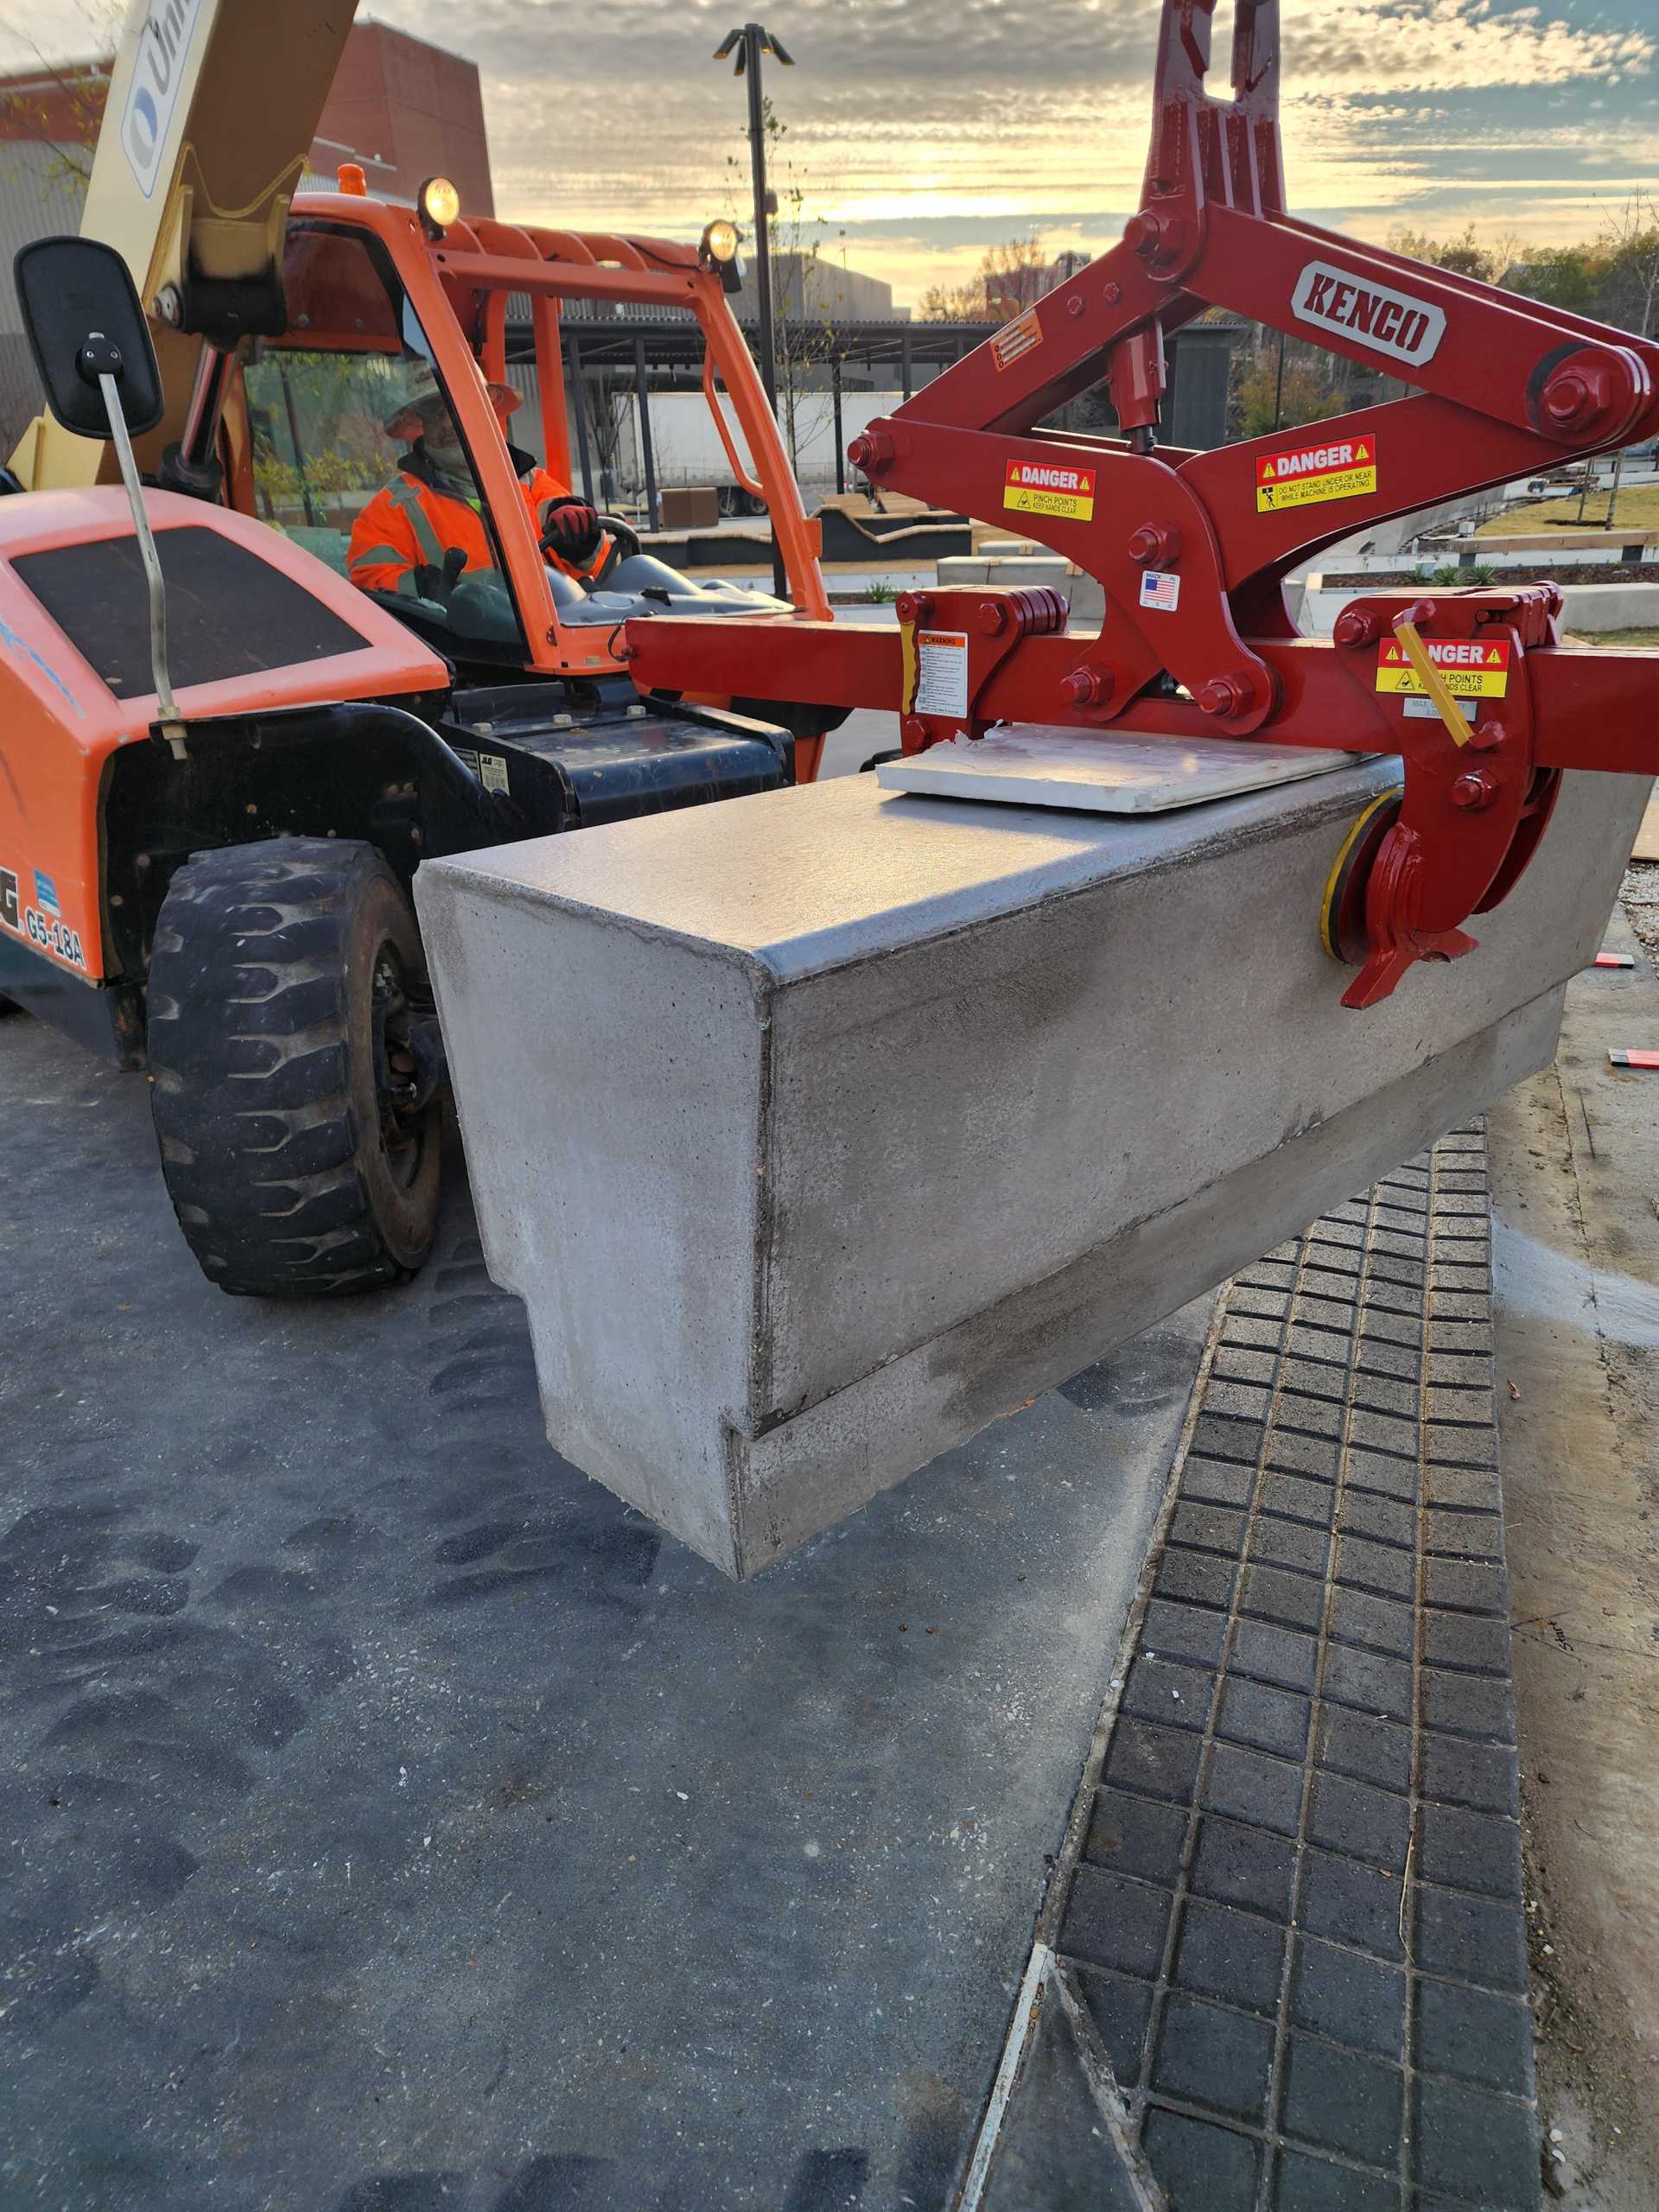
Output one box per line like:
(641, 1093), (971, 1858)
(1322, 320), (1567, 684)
(0, 0), (835, 1297)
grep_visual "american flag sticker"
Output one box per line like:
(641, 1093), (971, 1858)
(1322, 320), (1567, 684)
(33, 870), (60, 916)
(1140, 570), (1181, 613)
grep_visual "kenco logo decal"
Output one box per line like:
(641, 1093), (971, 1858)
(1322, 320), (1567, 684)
(1291, 260), (1446, 368)
(1003, 458), (1096, 522)
(1256, 435), (1378, 512)
(1376, 636), (1511, 699)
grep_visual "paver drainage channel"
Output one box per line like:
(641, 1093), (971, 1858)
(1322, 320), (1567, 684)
(1022, 1127), (1537, 2211)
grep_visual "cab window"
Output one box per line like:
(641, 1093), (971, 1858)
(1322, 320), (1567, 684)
(243, 223), (524, 651)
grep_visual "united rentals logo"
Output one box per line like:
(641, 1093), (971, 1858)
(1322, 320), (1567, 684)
(120, 0), (206, 200)
(1002, 458), (1096, 522)
(1291, 259), (1446, 369)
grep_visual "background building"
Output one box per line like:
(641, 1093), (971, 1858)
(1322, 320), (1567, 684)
(0, 22), (493, 449)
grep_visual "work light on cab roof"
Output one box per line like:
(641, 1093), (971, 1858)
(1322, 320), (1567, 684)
(700, 218), (744, 292)
(417, 175), (461, 238)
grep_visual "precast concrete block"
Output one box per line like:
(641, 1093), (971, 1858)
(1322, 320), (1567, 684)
(415, 761), (1648, 1578)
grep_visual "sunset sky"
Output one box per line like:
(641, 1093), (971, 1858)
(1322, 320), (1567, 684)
(6, 0), (1656, 307)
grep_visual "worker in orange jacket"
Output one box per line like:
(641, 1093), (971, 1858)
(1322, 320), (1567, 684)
(347, 379), (610, 601)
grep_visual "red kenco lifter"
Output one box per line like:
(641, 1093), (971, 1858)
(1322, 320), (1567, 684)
(626, 0), (1659, 1008)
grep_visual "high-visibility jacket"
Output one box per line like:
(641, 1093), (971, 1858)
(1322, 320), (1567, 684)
(346, 448), (607, 595)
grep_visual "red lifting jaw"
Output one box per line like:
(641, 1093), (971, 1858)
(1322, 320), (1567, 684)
(625, 0), (1659, 1007)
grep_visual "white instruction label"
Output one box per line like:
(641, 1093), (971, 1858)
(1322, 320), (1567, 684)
(915, 629), (969, 720)
(1402, 695), (1476, 721)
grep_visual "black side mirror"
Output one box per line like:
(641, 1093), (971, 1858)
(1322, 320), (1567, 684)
(13, 235), (163, 441)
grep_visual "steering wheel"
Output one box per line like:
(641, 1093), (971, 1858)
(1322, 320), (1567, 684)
(588, 514), (641, 588)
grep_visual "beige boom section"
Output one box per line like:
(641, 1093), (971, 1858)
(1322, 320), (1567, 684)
(415, 764), (1645, 1578)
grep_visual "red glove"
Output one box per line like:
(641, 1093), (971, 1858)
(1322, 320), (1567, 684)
(540, 497), (602, 567)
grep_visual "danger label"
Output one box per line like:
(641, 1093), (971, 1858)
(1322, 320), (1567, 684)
(1376, 636), (1511, 699)
(991, 309), (1043, 372)
(1255, 435), (1378, 512)
(914, 629), (969, 720)
(1003, 458), (1096, 522)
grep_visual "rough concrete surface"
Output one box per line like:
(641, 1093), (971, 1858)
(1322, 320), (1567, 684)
(0, 1004), (1216, 2211)
(1488, 887), (1659, 2210)
(418, 764), (1642, 1577)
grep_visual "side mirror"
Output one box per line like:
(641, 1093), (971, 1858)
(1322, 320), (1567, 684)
(13, 235), (163, 441)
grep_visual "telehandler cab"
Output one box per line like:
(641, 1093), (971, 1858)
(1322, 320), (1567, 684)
(0, 6), (835, 1300)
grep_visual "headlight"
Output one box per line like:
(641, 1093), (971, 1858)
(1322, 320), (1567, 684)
(418, 175), (461, 237)
(700, 219), (741, 267)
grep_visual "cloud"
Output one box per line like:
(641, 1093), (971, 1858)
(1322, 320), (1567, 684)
(0, 0), (1651, 298)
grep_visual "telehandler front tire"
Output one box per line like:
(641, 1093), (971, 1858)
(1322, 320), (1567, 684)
(147, 838), (441, 1298)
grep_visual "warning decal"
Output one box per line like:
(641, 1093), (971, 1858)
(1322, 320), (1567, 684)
(1003, 458), (1096, 522)
(1255, 434), (1378, 513)
(914, 629), (969, 721)
(1376, 636), (1511, 699)
(991, 309), (1043, 372)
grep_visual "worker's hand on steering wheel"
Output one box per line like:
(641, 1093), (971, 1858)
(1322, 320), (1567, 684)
(411, 545), (468, 603)
(540, 495), (603, 568)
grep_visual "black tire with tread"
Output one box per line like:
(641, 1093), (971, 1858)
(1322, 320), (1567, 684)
(147, 837), (441, 1297)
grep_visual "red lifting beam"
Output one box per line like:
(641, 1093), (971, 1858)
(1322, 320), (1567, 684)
(627, 0), (1659, 1007)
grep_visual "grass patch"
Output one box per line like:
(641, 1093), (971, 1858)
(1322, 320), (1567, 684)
(1481, 484), (1659, 535)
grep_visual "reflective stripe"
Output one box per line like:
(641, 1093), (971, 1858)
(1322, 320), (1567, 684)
(385, 476), (446, 567)
(350, 542), (409, 571)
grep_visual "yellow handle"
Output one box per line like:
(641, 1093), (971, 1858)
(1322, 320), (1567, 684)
(1392, 620), (1471, 750)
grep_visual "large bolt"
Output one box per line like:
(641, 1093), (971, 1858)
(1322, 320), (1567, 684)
(1198, 673), (1250, 718)
(1451, 771), (1497, 810)
(1332, 607), (1377, 648)
(847, 427), (894, 474)
(1065, 292), (1085, 319)
(1128, 523), (1181, 568)
(1541, 360), (1613, 435)
(979, 601), (1007, 636)
(1124, 209), (1184, 262)
(1061, 664), (1113, 708)
(895, 590), (933, 626)
(1103, 281), (1122, 306)
(901, 715), (929, 749)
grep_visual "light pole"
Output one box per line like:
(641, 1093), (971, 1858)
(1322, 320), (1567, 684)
(715, 22), (793, 599)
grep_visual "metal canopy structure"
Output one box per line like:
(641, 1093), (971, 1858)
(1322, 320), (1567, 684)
(506, 309), (1246, 504)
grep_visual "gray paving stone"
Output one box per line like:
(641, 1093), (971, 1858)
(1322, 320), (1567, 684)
(1300, 1848), (1405, 1962)
(1182, 1454), (1258, 1508)
(1414, 1885), (1529, 1993)
(1290, 1936), (1407, 2059)
(1274, 2145), (1398, 2210)
(1306, 1772), (1412, 1873)
(1217, 1675), (1313, 1759)
(1416, 1979), (1535, 2097)
(1421, 1731), (1521, 1817)
(1141, 1597), (1229, 1669)
(1169, 1500), (1249, 1555)
(1281, 2035), (1403, 2167)
(1239, 1562), (1326, 1635)
(1061, 1866), (1173, 1978)
(1260, 1471), (1338, 1525)
(1074, 1965), (1155, 2089)
(1123, 1654), (1213, 1733)
(1142, 2108), (1262, 2210)
(1249, 1515), (1332, 1578)
(1173, 1896), (1288, 2016)
(1317, 1707), (1413, 1796)
(1204, 1739), (1305, 1837)
(1155, 1544), (1242, 1612)
(1330, 1585), (1416, 1658)
(1104, 1718), (1205, 1807)
(1190, 1815), (1298, 1920)
(1414, 2075), (1539, 2207)
(1154, 1994), (1274, 2123)
(1230, 1618), (1319, 1694)
(1084, 1786), (1190, 1887)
